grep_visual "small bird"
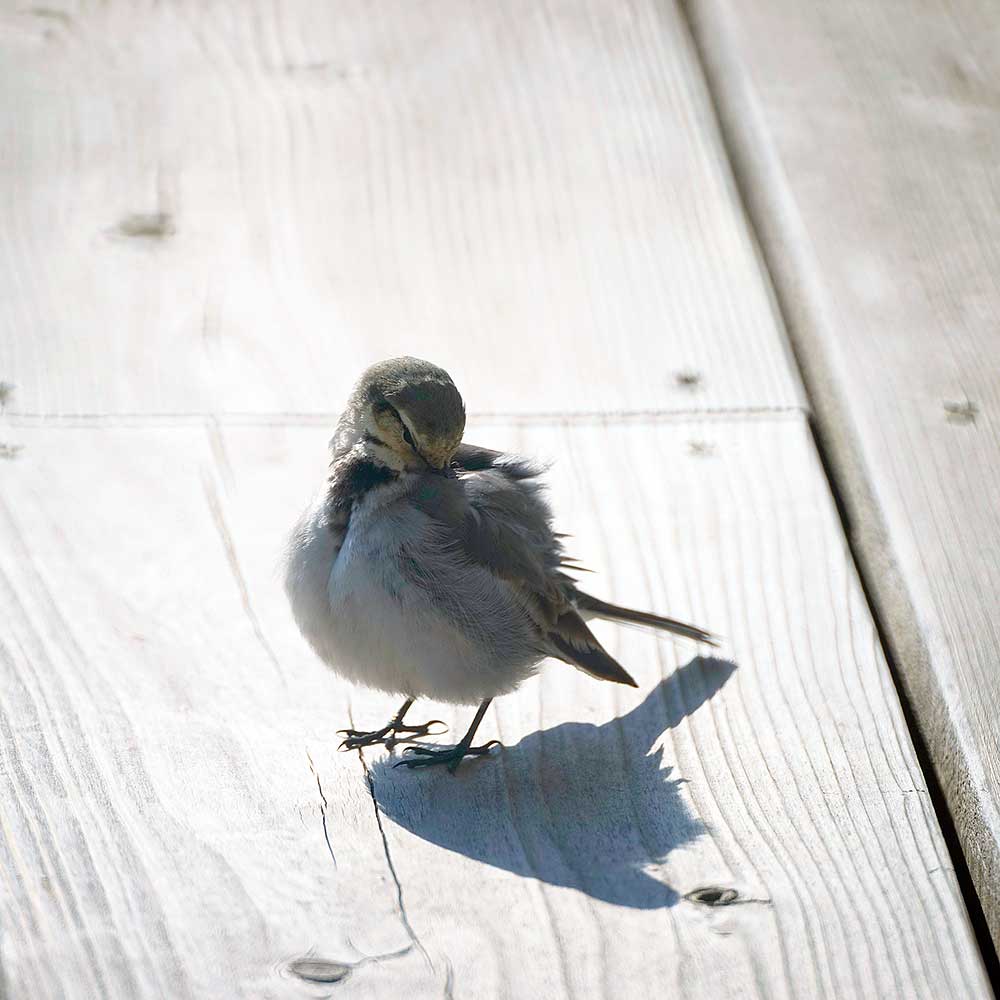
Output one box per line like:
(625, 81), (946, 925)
(284, 358), (715, 772)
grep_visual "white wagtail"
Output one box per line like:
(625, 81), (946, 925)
(284, 358), (715, 772)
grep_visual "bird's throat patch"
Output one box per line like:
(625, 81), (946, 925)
(326, 455), (398, 532)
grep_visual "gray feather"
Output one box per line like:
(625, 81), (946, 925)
(406, 441), (684, 686)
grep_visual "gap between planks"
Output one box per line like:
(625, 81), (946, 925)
(2, 405), (808, 429)
(676, 0), (1000, 979)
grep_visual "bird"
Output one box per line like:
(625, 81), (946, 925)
(284, 357), (716, 772)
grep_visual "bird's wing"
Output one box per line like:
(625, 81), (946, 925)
(452, 442), (538, 477)
(409, 444), (636, 686)
(451, 443), (586, 577)
(410, 451), (561, 620)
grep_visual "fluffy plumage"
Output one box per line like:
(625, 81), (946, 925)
(284, 358), (715, 720)
(285, 360), (718, 774)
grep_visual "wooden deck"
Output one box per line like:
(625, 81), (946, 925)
(686, 0), (1000, 953)
(0, 1), (995, 996)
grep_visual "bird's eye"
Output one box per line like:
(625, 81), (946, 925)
(402, 427), (416, 449)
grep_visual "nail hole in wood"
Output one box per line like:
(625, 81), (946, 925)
(287, 958), (352, 984)
(30, 7), (72, 22)
(112, 213), (175, 241)
(674, 370), (702, 389)
(686, 886), (739, 906)
(687, 439), (715, 457)
(943, 399), (978, 424)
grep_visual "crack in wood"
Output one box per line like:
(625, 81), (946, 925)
(285, 943), (414, 987)
(305, 751), (336, 869)
(356, 747), (432, 968)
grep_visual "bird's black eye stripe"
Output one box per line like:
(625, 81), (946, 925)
(375, 396), (418, 452)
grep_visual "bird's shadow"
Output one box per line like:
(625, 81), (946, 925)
(370, 656), (736, 909)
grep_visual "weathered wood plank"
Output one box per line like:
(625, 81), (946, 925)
(0, 417), (989, 997)
(0, 0), (802, 416)
(685, 0), (1000, 947)
(1, 0), (993, 991)
(0, 427), (438, 999)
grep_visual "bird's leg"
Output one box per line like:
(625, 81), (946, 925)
(395, 699), (501, 773)
(338, 698), (447, 751)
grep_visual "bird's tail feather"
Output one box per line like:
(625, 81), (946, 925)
(546, 610), (638, 687)
(547, 631), (638, 688)
(575, 592), (718, 647)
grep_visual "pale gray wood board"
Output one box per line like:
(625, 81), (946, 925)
(0, 417), (990, 998)
(0, 0), (803, 417)
(685, 0), (1000, 949)
(0, 0), (992, 990)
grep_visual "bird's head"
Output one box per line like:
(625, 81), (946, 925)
(336, 357), (466, 473)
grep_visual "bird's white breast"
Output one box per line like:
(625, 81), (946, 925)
(284, 489), (539, 704)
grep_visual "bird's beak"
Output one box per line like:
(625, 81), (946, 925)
(422, 445), (453, 473)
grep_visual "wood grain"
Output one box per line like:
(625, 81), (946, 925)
(1, 0), (993, 990)
(0, 0), (802, 417)
(685, 0), (1000, 947)
(0, 427), (440, 999)
(0, 417), (989, 998)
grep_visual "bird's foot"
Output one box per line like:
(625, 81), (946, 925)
(338, 718), (447, 752)
(394, 740), (502, 774)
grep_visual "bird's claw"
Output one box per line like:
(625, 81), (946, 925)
(337, 719), (448, 751)
(394, 739), (503, 773)
(403, 719), (448, 737)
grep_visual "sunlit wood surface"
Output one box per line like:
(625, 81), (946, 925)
(0, 0), (992, 995)
(0, 0), (801, 417)
(687, 0), (1000, 949)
